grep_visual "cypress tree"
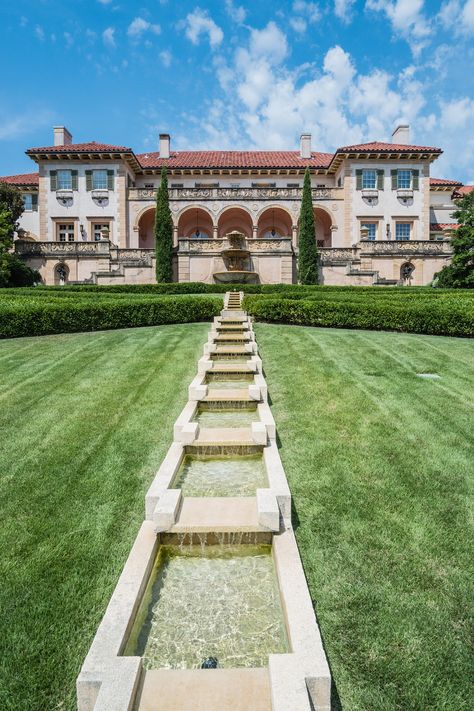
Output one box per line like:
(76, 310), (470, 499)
(434, 189), (474, 288)
(154, 167), (173, 282)
(297, 167), (319, 284)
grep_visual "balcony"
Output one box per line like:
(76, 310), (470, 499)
(178, 237), (293, 255)
(15, 240), (111, 257)
(128, 186), (343, 202)
(359, 240), (453, 256)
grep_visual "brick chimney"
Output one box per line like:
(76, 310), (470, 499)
(159, 133), (170, 159)
(392, 124), (410, 145)
(53, 126), (73, 146)
(300, 133), (312, 159)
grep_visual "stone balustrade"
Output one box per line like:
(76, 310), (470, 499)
(128, 186), (342, 201)
(178, 237), (294, 254)
(14, 240), (111, 257)
(359, 240), (453, 256)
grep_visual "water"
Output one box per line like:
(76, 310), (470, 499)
(124, 545), (289, 670)
(173, 454), (267, 496)
(207, 379), (251, 389)
(194, 408), (258, 428)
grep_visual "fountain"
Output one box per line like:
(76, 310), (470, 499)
(123, 544), (288, 670)
(213, 231), (259, 284)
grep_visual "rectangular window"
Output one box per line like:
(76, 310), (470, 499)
(23, 194), (33, 211)
(57, 223), (75, 242)
(396, 222), (411, 241)
(362, 222), (377, 240)
(397, 170), (412, 189)
(57, 170), (72, 190)
(92, 223), (109, 241)
(362, 170), (377, 189)
(92, 170), (108, 190)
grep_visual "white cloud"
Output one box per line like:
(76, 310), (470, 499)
(98, 0), (112, 4)
(159, 50), (172, 67)
(35, 25), (45, 41)
(127, 17), (161, 38)
(293, 1), (321, 22)
(365, 0), (432, 56)
(102, 27), (116, 48)
(290, 17), (307, 33)
(225, 0), (246, 24)
(334, 0), (356, 23)
(184, 8), (224, 48)
(64, 32), (74, 48)
(0, 109), (55, 141)
(438, 0), (474, 36)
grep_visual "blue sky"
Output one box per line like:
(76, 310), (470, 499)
(1, 0), (473, 181)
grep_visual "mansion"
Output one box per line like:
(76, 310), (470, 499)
(2, 124), (468, 286)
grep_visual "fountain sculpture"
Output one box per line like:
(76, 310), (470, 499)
(213, 231), (259, 284)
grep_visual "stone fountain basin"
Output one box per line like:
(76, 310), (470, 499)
(123, 543), (289, 670)
(76, 522), (331, 711)
(213, 271), (259, 284)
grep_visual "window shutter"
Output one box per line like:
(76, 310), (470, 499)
(32, 194), (38, 211)
(377, 170), (384, 190)
(107, 170), (114, 190)
(391, 169), (398, 190)
(412, 169), (419, 190)
(356, 169), (362, 190)
(71, 170), (78, 191)
(50, 170), (57, 191)
(85, 170), (92, 191)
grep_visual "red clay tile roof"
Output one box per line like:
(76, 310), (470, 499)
(430, 177), (462, 186)
(453, 185), (474, 196)
(26, 141), (133, 153)
(0, 172), (39, 186)
(430, 223), (459, 231)
(336, 141), (442, 153)
(137, 150), (334, 169)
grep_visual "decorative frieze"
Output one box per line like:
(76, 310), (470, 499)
(359, 240), (453, 256)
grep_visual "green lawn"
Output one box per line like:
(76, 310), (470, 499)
(255, 324), (474, 711)
(0, 323), (209, 711)
(0, 323), (472, 711)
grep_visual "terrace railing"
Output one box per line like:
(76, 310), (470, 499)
(128, 186), (343, 201)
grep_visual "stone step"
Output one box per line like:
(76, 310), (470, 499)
(213, 334), (249, 342)
(202, 388), (255, 402)
(137, 668), (271, 711)
(208, 363), (255, 373)
(192, 426), (255, 446)
(170, 497), (263, 533)
(214, 346), (249, 354)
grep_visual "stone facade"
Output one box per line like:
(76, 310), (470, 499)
(3, 125), (463, 286)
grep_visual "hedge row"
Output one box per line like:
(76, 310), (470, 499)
(0, 295), (220, 339)
(242, 296), (474, 337)
(10, 282), (470, 296)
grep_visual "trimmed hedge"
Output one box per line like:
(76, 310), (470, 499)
(242, 296), (474, 337)
(9, 282), (471, 296)
(0, 295), (220, 339)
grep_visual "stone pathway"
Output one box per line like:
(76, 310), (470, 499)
(77, 292), (331, 711)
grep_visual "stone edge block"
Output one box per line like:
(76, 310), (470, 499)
(153, 489), (182, 531)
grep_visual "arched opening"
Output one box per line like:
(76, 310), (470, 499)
(400, 262), (415, 284)
(138, 208), (155, 249)
(257, 207), (292, 238)
(178, 207), (213, 239)
(218, 207), (253, 239)
(314, 208), (333, 248)
(54, 262), (69, 286)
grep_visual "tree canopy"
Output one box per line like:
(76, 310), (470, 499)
(154, 168), (174, 283)
(435, 189), (474, 288)
(297, 168), (319, 284)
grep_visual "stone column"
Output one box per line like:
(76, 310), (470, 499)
(252, 225), (258, 239)
(213, 225), (218, 239)
(116, 169), (128, 249)
(173, 226), (178, 248)
(291, 225), (298, 249)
